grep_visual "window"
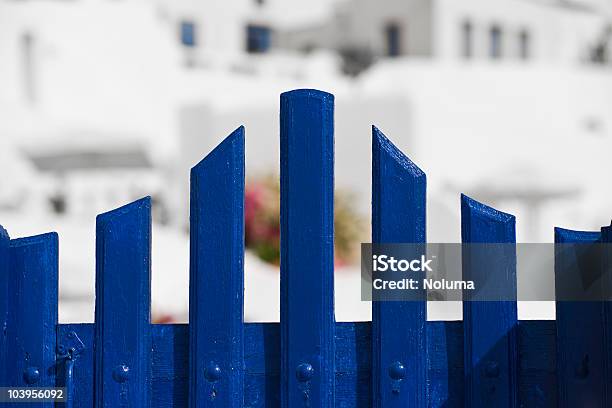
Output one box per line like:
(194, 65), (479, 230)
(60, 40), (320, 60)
(489, 25), (502, 59)
(385, 23), (402, 57)
(519, 29), (530, 60)
(180, 21), (196, 47)
(21, 31), (36, 104)
(462, 21), (473, 58)
(255, 0), (265, 5)
(246, 25), (271, 53)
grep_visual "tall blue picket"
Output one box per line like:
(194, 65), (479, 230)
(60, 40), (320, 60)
(94, 198), (151, 407)
(461, 195), (518, 407)
(0, 226), (8, 387)
(280, 89), (335, 407)
(5, 232), (58, 407)
(189, 127), (245, 407)
(371, 126), (427, 406)
(554, 227), (608, 407)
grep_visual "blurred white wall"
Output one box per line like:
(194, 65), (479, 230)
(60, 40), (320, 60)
(0, 0), (178, 155)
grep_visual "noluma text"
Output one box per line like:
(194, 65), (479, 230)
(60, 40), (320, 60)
(373, 278), (475, 290)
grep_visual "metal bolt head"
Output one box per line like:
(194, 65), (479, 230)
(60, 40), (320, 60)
(23, 367), (40, 384)
(296, 363), (314, 382)
(112, 364), (130, 383)
(204, 362), (222, 382)
(388, 361), (406, 381)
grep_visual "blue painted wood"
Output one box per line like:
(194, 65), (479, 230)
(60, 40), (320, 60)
(461, 195), (518, 408)
(58, 320), (558, 407)
(189, 127), (245, 407)
(6, 232), (58, 406)
(280, 89), (335, 408)
(554, 227), (607, 407)
(94, 198), (151, 407)
(0, 225), (8, 388)
(516, 320), (557, 408)
(371, 126), (427, 407)
(601, 225), (612, 408)
(58, 324), (94, 408)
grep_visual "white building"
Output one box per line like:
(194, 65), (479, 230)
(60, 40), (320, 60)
(279, 0), (612, 74)
(2, 0), (612, 238)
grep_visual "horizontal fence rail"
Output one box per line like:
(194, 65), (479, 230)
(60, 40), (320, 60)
(1, 89), (610, 407)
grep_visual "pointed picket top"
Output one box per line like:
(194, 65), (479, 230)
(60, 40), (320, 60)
(372, 125), (425, 180)
(371, 125), (427, 407)
(189, 125), (245, 408)
(0, 225), (8, 241)
(11, 232), (59, 246)
(554, 227), (600, 243)
(191, 126), (245, 176)
(95, 196), (151, 408)
(372, 125), (425, 244)
(461, 194), (515, 224)
(461, 194), (515, 243)
(461, 193), (517, 407)
(0, 224), (8, 253)
(96, 196), (151, 227)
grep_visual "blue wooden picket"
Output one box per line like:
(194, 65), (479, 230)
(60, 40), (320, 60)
(371, 126), (427, 407)
(94, 198), (151, 407)
(1, 88), (611, 408)
(601, 225), (612, 407)
(0, 226), (8, 388)
(5, 232), (58, 407)
(189, 126), (245, 408)
(554, 227), (608, 407)
(461, 195), (518, 408)
(280, 89), (335, 408)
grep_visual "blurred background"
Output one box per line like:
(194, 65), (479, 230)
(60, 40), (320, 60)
(1, 0), (612, 323)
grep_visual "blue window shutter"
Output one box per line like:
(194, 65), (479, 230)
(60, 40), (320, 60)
(246, 25), (271, 53)
(181, 21), (196, 47)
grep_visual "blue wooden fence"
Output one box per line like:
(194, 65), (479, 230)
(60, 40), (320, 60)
(0, 88), (609, 407)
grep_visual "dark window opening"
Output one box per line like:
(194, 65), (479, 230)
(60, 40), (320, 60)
(591, 43), (608, 64)
(49, 193), (67, 215)
(519, 30), (530, 60)
(490, 25), (502, 59)
(385, 23), (402, 57)
(590, 26), (612, 64)
(180, 21), (196, 47)
(246, 25), (271, 53)
(255, 0), (265, 6)
(462, 21), (473, 58)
